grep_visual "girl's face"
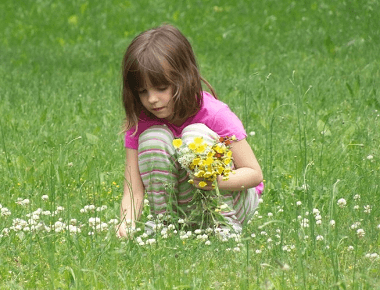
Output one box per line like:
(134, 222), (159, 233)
(138, 80), (175, 121)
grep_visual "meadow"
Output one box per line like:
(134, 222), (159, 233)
(0, 0), (379, 288)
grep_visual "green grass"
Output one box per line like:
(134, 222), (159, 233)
(1, 0), (379, 288)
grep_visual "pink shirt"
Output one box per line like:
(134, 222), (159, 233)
(125, 91), (247, 149)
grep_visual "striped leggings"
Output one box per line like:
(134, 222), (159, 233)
(138, 123), (263, 228)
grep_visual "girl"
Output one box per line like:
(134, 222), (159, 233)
(118, 24), (264, 237)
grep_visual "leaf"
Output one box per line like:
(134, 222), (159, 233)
(86, 133), (99, 144)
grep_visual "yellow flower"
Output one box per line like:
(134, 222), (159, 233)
(194, 137), (203, 144)
(217, 166), (224, 175)
(188, 143), (197, 150)
(196, 144), (206, 153)
(231, 135), (237, 140)
(198, 181), (207, 188)
(192, 158), (201, 166)
(207, 151), (214, 158)
(173, 139), (183, 148)
(226, 151), (232, 158)
(204, 157), (213, 166)
(194, 170), (205, 178)
(188, 179), (194, 184)
(223, 158), (231, 165)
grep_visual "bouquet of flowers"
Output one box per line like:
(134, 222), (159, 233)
(172, 135), (236, 229)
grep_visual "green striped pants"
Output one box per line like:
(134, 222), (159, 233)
(138, 123), (263, 228)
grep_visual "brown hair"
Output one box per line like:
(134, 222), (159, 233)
(121, 24), (217, 133)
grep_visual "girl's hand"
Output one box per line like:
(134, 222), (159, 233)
(193, 177), (214, 191)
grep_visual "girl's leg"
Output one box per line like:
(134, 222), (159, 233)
(138, 125), (181, 216)
(181, 123), (263, 230)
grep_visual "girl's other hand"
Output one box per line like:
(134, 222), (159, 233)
(193, 177), (214, 191)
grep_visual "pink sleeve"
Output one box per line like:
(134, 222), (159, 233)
(124, 128), (139, 149)
(211, 106), (247, 141)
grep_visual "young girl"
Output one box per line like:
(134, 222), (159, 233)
(118, 24), (264, 237)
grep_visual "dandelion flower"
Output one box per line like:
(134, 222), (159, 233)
(173, 139), (183, 148)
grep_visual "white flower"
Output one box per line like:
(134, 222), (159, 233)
(296, 201), (302, 206)
(144, 199), (150, 206)
(88, 217), (100, 227)
(301, 218), (309, 228)
(178, 218), (184, 224)
(316, 220), (322, 225)
(233, 247), (240, 252)
(258, 198), (263, 204)
(366, 155), (374, 160)
(68, 162), (73, 167)
(267, 212), (273, 217)
(146, 238), (156, 245)
(353, 205), (359, 210)
(330, 220), (335, 227)
(255, 249), (262, 254)
(347, 246), (354, 251)
(194, 229), (202, 234)
(1, 207), (11, 216)
(249, 131), (256, 136)
(312, 208), (320, 215)
(357, 228), (365, 238)
(364, 205), (371, 214)
(377, 224), (380, 230)
(316, 235), (324, 241)
(315, 215), (322, 221)
(220, 203), (228, 210)
(41, 195), (49, 201)
(337, 198), (347, 208)
(353, 194), (361, 200)
(205, 240), (211, 246)
(251, 233), (256, 238)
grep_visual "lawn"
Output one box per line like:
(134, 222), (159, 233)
(0, 0), (379, 288)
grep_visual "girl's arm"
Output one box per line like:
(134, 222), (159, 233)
(193, 138), (263, 191)
(118, 148), (145, 237)
(218, 138), (263, 191)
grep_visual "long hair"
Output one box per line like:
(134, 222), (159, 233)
(121, 24), (217, 133)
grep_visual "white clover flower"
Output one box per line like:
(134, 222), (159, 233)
(41, 195), (49, 201)
(233, 247), (241, 252)
(255, 249), (262, 254)
(301, 218), (309, 228)
(337, 198), (347, 208)
(353, 194), (361, 200)
(147, 238), (156, 245)
(357, 228), (365, 238)
(347, 246), (354, 251)
(249, 131), (256, 136)
(88, 217), (100, 227)
(315, 215), (322, 221)
(316, 220), (322, 225)
(144, 199), (150, 206)
(353, 205), (360, 210)
(56, 206), (64, 212)
(138, 241), (145, 246)
(186, 231), (192, 237)
(220, 203), (228, 210)
(251, 233), (256, 238)
(108, 219), (119, 225)
(366, 155), (374, 160)
(180, 234), (188, 240)
(88, 231), (94, 236)
(178, 218), (184, 224)
(68, 162), (73, 167)
(364, 205), (371, 214)
(282, 245), (290, 252)
(68, 225), (81, 234)
(267, 238), (273, 243)
(377, 224), (380, 230)
(370, 253), (379, 260)
(260, 231), (268, 236)
(168, 224), (176, 230)
(296, 201), (302, 206)
(258, 198), (264, 204)
(267, 212), (273, 217)
(205, 240), (211, 246)
(277, 208), (284, 213)
(141, 233), (148, 238)
(312, 208), (320, 215)
(350, 221), (361, 230)
(330, 220), (335, 227)
(304, 235), (309, 240)
(194, 229), (202, 234)
(316, 235), (324, 241)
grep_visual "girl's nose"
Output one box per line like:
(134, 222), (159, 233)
(147, 91), (158, 103)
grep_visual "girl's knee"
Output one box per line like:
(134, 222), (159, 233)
(138, 125), (175, 151)
(182, 123), (219, 144)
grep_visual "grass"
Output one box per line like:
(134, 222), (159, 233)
(0, 0), (379, 288)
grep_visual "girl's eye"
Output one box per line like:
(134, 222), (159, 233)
(137, 89), (146, 94)
(157, 86), (168, 91)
